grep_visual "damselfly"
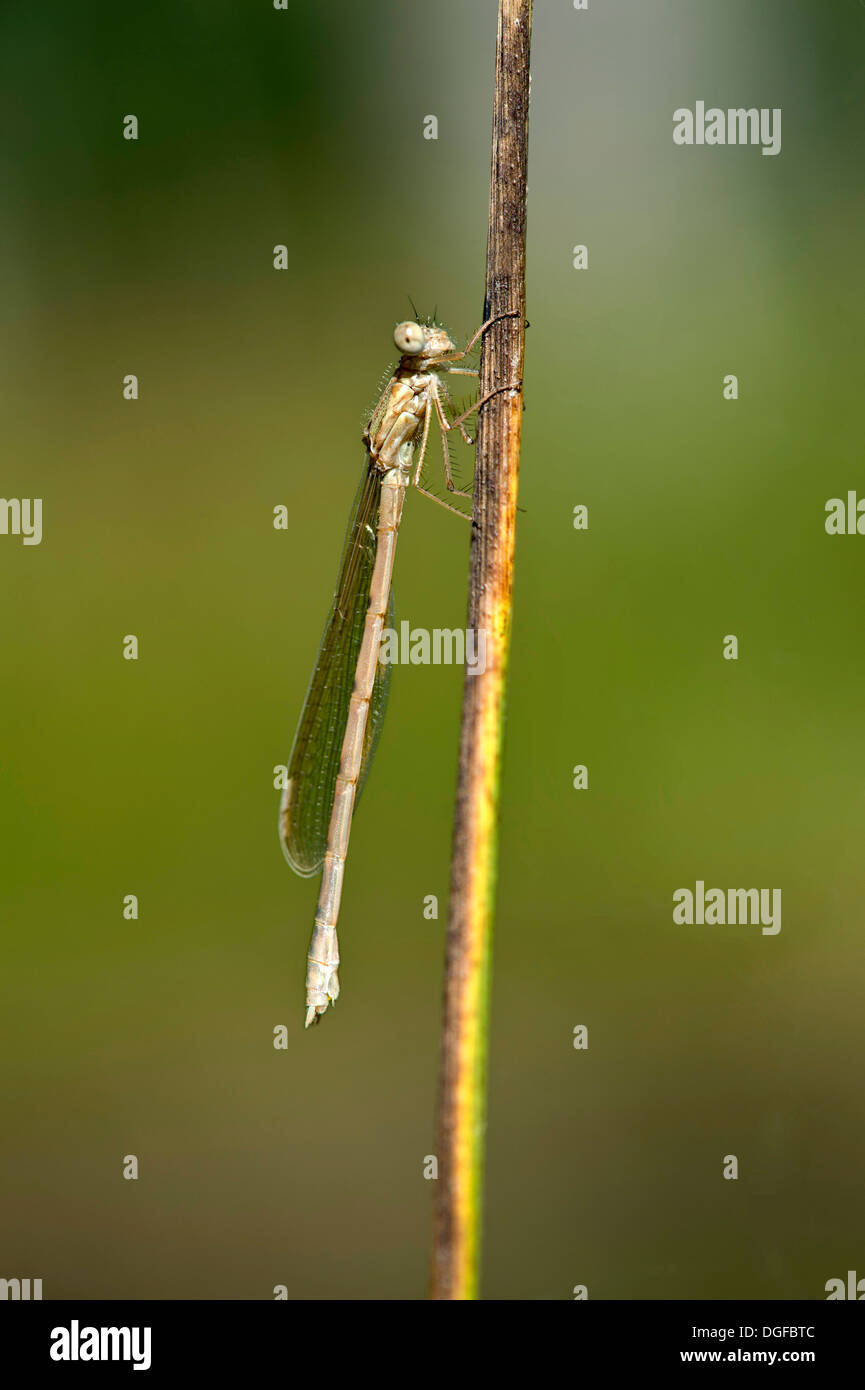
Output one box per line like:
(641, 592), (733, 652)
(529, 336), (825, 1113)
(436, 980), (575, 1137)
(280, 315), (501, 1028)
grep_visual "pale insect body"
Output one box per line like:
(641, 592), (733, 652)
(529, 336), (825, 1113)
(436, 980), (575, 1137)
(281, 316), (491, 1027)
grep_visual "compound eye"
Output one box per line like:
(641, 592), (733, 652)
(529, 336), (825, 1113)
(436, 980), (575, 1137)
(394, 320), (426, 354)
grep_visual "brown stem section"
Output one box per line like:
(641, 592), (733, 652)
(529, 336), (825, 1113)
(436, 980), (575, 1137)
(430, 0), (531, 1302)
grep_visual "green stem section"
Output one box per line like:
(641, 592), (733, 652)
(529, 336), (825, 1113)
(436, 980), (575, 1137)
(430, 0), (531, 1302)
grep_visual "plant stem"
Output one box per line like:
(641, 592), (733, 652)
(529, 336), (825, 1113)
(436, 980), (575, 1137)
(430, 0), (531, 1302)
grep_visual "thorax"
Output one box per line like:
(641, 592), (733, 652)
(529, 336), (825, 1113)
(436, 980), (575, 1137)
(368, 370), (435, 472)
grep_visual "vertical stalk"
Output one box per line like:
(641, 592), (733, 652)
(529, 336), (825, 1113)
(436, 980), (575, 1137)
(431, 0), (531, 1302)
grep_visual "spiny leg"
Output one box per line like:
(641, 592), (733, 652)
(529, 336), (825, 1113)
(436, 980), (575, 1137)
(411, 398), (472, 520)
(440, 418), (473, 499)
(413, 480), (473, 521)
(436, 374), (476, 448)
(445, 308), (521, 365)
(411, 396), (433, 490)
(447, 379), (523, 434)
(431, 380), (474, 497)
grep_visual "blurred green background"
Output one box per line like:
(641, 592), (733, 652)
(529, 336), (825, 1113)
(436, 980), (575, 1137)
(2, 0), (864, 1300)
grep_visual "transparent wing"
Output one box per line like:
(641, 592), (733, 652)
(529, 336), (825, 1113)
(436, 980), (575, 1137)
(280, 459), (392, 876)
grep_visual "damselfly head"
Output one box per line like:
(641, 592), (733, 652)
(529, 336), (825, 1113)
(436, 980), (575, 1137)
(393, 320), (455, 360)
(394, 320), (426, 354)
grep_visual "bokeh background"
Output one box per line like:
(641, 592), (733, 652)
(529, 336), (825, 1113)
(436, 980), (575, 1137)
(2, 0), (864, 1300)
